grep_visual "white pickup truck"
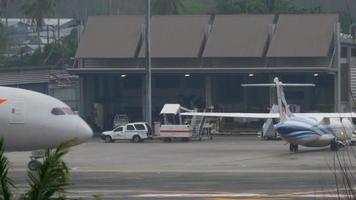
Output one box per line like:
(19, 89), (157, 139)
(101, 122), (152, 143)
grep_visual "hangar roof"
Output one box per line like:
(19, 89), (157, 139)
(203, 15), (274, 57)
(76, 16), (144, 58)
(267, 14), (338, 57)
(75, 14), (340, 60)
(140, 15), (210, 58)
(0, 69), (50, 85)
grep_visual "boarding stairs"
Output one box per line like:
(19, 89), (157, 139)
(261, 104), (279, 140)
(190, 111), (207, 139)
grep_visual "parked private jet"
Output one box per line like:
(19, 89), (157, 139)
(181, 77), (356, 152)
(0, 86), (93, 169)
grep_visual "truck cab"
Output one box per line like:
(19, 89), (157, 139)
(101, 122), (152, 143)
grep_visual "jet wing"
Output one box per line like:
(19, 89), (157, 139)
(180, 112), (280, 119)
(180, 112), (356, 119)
(293, 113), (356, 118)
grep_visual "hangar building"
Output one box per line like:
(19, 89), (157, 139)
(69, 14), (355, 131)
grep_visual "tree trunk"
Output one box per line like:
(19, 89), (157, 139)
(5, 0), (9, 56)
(37, 30), (41, 52)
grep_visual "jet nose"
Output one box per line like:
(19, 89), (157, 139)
(274, 122), (291, 136)
(76, 117), (93, 143)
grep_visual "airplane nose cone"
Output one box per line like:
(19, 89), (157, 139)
(76, 118), (93, 143)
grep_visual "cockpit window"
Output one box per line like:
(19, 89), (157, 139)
(62, 107), (75, 115)
(51, 107), (76, 115)
(51, 107), (65, 115)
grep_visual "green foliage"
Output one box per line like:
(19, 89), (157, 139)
(21, 0), (56, 32)
(0, 28), (78, 67)
(21, 139), (76, 200)
(152, 0), (185, 15)
(181, 1), (211, 14)
(215, 0), (297, 14)
(272, 0), (296, 14)
(21, 0), (56, 52)
(62, 28), (78, 61)
(0, 0), (13, 17)
(93, 194), (103, 200)
(0, 23), (6, 51)
(0, 138), (14, 200)
(215, 0), (266, 14)
(0, 138), (76, 200)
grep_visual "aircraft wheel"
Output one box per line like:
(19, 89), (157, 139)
(105, 136), (113, 143)
(132, 135), (141, 143)
(289, 144), (298, 152)
(330, 140), (339, 151)
(163, 138), (172, 143)
(28, 160), (41, 171)
(289, 144), (293, 152)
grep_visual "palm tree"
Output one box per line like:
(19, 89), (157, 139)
(22, 140), (74, 200)
(0, 137), (75, 200)
(21, 0), (56, 52)
(0, 138), (14, 200)
(152, 0), (185, 15)
(0, 0), (14, 55)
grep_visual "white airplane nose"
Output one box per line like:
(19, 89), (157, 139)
(76, 118), (93, 143)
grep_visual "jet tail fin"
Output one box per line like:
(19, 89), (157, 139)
(242, 77), (315, 122)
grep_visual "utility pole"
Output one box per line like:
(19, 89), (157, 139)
(145, 0), (152, 124)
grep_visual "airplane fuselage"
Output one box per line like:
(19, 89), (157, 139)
(274, 116), (353, 147)
(0, 86), (92, 151)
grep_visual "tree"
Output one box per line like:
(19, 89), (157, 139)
(0, 0), (14, 55)
(151, 0), (185, 15)
(215, 0), (267, 14)
(215, 0), (296, 14)
(0, 138), (14, 200)
(0, 138), (74, 200)
(269, 0), (296, 14)
(21, 0), (56, 51)
(0, 23), (6, 52)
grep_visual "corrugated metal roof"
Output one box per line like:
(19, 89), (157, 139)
(267, 14), (338, 57)
(140, 15), (210, 58)
(203, 15), (274, 58)
(76, 16), (144, 58)
(0, 69), (50, 85)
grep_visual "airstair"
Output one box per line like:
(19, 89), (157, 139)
(261, 104), (279, 140)
(190, 110), (211, 140)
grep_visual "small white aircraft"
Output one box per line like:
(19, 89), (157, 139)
(0, 86), (93, 169)
(181, 77), (356, 152)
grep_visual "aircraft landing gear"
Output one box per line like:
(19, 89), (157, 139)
(28, 150), (44, 171)
(289, 144), (298, 152)
(28, 159), (42, 171)
(330, 139), (339, 151)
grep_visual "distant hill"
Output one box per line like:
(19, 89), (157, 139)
(5, 0), (356, 24)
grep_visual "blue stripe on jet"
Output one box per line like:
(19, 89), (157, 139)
(283, 131), (318, 139)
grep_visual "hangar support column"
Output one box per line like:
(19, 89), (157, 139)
(205, 75), (212, 108)
(79, 75), (95, 121)
(334, 22), (342, 112)
(79, 76), (86, 117)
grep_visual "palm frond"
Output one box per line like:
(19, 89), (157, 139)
(0, 137), (14, 200)
(22, 139), (76, 200)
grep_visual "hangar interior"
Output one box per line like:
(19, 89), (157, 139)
(70, 14), (355, 131)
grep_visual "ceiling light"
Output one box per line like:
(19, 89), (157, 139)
(248, 73), (254, 77)
(313, 73), (319, 77)
(121, 74), (127, 78)
(184, 74), (191, 77)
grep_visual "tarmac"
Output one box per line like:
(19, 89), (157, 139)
(5, 135), (356, 199)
